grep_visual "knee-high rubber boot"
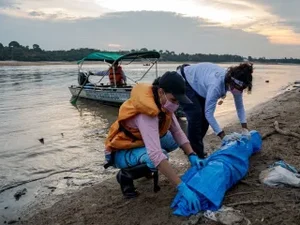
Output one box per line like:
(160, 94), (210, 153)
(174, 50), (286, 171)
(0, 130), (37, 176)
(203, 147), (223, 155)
(116, 164), (160, 198)
(116, 169), (137, 198)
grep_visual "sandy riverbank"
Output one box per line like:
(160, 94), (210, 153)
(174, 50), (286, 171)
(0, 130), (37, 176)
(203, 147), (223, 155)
(14, 87), (300, 225)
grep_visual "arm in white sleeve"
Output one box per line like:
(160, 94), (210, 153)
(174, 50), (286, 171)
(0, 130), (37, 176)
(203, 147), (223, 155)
(205, 87), (222, 135)
(94, 70), (109, 76)
(233, 93), (247, 123)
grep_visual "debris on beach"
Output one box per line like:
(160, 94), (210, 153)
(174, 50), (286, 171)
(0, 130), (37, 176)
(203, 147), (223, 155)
(294, 81), (300, 88)
(203, 206), (251, 225)
(14, 188), (27, 200)
(38, 138), (44, 144)
(47, 186), (57, 192)
(262, 120), (300, 140)
(265, 80), (269, 83)
(183, 206), (251, 225)
(259, 160), (300, 187)
(7, 219), (18, 224)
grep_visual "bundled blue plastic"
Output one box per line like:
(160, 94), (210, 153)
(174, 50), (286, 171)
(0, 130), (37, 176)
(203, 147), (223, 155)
(171, 130), (262, 217)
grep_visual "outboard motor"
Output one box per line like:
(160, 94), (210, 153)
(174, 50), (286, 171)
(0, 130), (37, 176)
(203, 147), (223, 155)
(78, 71), (90, 85)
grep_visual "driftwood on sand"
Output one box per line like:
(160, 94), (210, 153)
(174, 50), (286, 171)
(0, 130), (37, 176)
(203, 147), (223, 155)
(262, 121), (300, 140)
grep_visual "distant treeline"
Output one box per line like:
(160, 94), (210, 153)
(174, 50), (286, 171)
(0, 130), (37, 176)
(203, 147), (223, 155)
(1, 41), (300, 64)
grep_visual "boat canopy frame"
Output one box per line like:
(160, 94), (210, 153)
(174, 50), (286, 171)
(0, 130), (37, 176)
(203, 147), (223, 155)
(77, 51), (160, 87)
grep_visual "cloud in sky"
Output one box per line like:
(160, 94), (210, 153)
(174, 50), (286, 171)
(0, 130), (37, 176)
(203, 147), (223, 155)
(2, 10), (300, 58)
(1, 0), (300, 57)
(0, 0), (112, 19)
(108, 44), (121, 47)
(0, 0), (19, 9)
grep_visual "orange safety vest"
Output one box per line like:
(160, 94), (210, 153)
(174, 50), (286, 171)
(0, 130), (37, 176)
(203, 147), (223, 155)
(109, 66), (123, 85)
(105, 84), (172, 152)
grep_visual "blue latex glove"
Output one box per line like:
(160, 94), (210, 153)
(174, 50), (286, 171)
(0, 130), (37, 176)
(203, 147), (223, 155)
(177, 182), (201, 212)
(188, 154), (204, 169)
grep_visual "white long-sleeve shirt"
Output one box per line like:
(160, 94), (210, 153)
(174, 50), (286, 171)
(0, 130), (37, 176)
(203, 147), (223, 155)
(177, 63), (246, 134)
(94, 68), (127, 82)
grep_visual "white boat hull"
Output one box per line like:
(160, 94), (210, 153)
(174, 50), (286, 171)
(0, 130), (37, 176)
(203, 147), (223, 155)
(68, 85), (132, 105)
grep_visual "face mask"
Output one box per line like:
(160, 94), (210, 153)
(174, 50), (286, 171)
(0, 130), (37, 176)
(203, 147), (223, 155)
(163, 92), (179, 113)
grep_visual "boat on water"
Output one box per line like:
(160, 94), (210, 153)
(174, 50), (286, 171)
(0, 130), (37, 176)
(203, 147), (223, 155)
(69, 50), (186, 117)
(68, 51), (160, 106)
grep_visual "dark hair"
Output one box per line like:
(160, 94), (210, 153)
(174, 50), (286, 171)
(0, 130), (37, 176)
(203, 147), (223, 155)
(152, 76), (160, 86)
(226, 62), (253, 92)
(152, 76), (166, 129)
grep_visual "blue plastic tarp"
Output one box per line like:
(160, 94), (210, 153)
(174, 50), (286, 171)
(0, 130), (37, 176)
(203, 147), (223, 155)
(171, 130), (262, 217)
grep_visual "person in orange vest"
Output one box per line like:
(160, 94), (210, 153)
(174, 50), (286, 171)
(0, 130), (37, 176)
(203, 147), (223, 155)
(89, 62), (127, 86)
(104, 71), (202, 212)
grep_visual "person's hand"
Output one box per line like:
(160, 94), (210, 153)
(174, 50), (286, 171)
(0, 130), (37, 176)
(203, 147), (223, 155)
(217, 130), (225, 140)
(177, 182), (201, 212)
(241, 128), (251, 139)
(188, 153), (204, 169)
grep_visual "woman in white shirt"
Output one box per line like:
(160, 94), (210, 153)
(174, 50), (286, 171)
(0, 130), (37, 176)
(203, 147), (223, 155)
(176, 62), (253, 158)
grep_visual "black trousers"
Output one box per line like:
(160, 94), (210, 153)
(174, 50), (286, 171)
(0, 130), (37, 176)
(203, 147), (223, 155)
(180, 83), (209, 158)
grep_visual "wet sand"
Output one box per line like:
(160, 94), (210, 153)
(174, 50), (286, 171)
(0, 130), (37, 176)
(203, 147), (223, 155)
(13, 87), (300, 225)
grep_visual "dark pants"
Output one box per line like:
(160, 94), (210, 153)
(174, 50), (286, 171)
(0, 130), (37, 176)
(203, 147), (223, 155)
(180, 84), (209, 159)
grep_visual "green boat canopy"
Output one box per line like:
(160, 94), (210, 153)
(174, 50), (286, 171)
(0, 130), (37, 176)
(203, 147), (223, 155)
(77, 51), (160, 64)
(115, 51), (160, 62)
(77, 52), (122, 64)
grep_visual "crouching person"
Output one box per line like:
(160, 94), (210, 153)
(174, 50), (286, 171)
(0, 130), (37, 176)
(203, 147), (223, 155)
(104, 71), (202, 211)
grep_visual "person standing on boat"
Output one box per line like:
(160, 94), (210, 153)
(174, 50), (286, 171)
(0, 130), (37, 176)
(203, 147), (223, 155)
(89, 62), (127, 86)
(176, 62), (253, 158)
(104, 71), (202, 211)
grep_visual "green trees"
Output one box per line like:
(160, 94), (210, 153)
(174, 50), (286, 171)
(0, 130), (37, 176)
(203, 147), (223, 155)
(8, 41), (21, 48)
(0, 42), (300, 64)
(0, 43), (3, 60)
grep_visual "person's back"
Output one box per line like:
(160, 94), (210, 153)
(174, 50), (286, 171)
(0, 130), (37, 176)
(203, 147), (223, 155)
(181, 62), (226, 98)
(109, 65), (126, 86)
(175, 62), (253, 158)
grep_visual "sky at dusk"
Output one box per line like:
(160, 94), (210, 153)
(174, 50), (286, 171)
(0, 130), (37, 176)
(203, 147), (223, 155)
(1, 0), (300, 57)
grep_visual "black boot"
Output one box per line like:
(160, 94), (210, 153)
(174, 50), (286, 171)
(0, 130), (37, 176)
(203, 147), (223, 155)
(116, 169), (138, 198)
(116, 164), (160, 198)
